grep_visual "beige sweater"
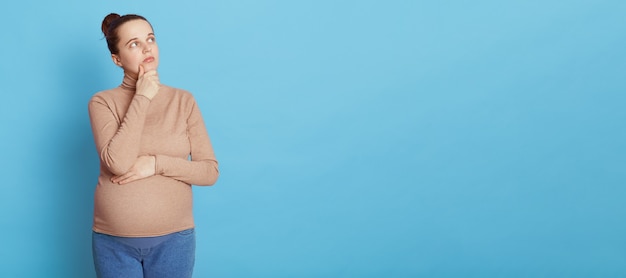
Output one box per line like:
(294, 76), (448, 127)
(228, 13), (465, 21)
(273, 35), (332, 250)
(88, 74), (219, 237)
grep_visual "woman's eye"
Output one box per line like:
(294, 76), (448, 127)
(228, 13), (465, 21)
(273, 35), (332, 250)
(130, 42), (138, 48)
(148, 37), (155, 43)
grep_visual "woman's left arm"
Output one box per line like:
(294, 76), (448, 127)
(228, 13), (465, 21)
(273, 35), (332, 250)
(154, 99), (219, 186)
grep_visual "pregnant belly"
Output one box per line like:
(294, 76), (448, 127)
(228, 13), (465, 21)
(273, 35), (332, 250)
(93, 175), (194, 236)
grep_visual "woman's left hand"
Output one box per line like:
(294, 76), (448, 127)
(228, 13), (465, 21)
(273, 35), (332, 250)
(111, 155), (156, 185)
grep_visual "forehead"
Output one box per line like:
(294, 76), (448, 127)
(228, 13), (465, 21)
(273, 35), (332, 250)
(117, 19), (154, 40)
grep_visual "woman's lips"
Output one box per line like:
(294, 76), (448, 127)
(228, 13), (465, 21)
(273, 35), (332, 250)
(143, 57), (155, 63)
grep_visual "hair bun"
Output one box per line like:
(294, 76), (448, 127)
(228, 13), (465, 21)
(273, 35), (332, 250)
(101, 13), (121, 37)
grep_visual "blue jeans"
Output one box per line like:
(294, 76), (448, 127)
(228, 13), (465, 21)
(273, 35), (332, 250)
(92, 229), (196, 278)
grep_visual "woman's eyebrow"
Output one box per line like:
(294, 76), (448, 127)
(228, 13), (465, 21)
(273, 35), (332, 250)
(125, 34), (155, 46)
(125, 37), (138, 46)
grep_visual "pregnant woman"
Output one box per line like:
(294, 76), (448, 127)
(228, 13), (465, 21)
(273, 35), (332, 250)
(88, 13), (219, 278)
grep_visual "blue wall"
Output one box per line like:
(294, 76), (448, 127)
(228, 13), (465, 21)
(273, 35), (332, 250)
(1, 0), (625, 277)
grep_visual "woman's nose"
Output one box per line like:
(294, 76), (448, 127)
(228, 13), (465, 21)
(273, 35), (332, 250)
(143, 46), (151, 53)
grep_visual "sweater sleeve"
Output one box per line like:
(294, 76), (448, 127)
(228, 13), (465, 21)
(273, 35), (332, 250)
(154, 98), (219, 186)
(88, 94), (151, 175)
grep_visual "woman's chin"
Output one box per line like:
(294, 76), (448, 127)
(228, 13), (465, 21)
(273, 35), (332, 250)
(142, 62), (159, 72)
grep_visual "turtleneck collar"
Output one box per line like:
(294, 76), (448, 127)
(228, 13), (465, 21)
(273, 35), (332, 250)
(120, 71), (138, 91)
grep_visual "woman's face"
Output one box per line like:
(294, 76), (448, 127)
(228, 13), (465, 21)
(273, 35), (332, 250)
(112, 19), (159, 76)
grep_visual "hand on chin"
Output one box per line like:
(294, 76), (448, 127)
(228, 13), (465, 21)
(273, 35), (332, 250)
(140, 63), (158, 73)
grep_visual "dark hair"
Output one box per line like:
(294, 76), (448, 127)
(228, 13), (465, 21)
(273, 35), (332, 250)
(101, 13), (152, 54)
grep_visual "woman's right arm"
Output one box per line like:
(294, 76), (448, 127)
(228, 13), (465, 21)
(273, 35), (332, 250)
(89, 67), (159, 176)
(88, 94), (151, 175)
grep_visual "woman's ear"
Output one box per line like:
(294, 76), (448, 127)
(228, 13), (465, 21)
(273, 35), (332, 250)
(111, 54), (123, 67)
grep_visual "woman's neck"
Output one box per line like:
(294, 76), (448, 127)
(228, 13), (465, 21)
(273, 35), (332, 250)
(120, 71), (138, 90)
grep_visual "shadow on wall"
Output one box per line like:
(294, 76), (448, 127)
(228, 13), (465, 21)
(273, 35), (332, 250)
(49, 43), (109, 277)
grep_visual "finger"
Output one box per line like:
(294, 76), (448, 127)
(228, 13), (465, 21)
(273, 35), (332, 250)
(111, 174), (126, 183)
(119, 177), (133, 185)
(118, 174), (136, 185)
(148, 75), (160, 84)
(111, 175), (120, 183)
(112, 173), (131, 184)
(143, 70), (158, 78)
(138, 64), (145, 78)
